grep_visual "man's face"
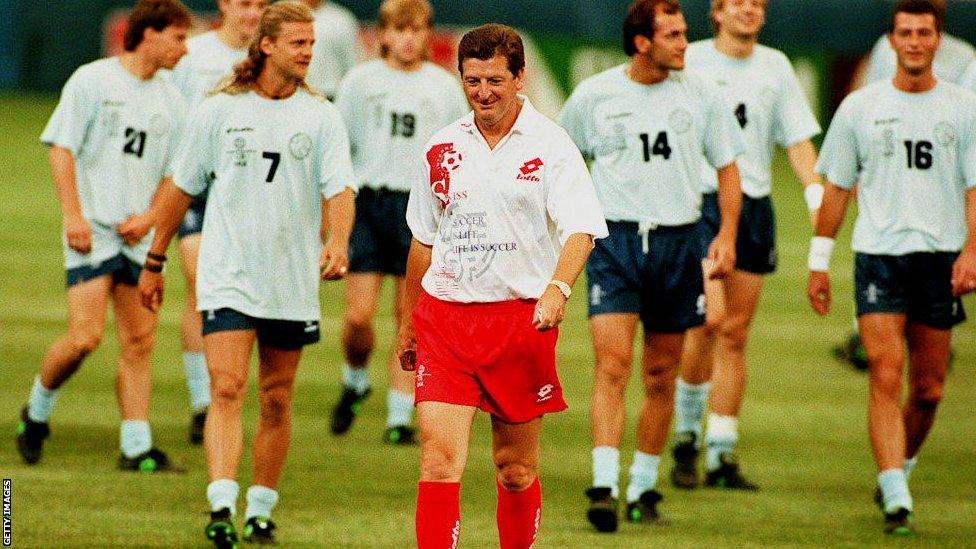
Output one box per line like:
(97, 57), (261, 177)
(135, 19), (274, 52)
(382, 18), (430, 67)
(889, 12), (940, 76)
(714, 0), (766, 39)
(263, 21), (315, 80)
(461, 53), (524, 127)
(647, 7), (688, 71)
(145, 24), (189, 70)
(220, 0), (268, 40)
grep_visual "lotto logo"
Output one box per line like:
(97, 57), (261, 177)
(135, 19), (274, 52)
(416, 364), (430, 388)
(517, 157), (544, 182)
(536, 384), (554, 403)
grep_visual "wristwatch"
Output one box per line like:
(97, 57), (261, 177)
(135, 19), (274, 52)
(548, 279), (572, 299)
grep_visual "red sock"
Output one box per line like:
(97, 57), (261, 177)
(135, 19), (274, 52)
(496, 477), (542, 549)
(416, 481), (461, 549)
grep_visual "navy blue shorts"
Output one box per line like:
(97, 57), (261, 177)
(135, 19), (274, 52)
(201, 308), (321, 350)
(586, 221), (706, 333)
(349, 188), (411, 276)
(65, 253), (141, 288)
(178, 193), (207, 239)
(854, 252), (965, 330)
(700, 192), (776, 275)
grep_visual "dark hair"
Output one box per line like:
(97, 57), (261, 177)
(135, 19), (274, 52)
(890, 0), (945, 33)
(622, 0), (681, 56)
(123, 0), (192, 52)
(457, 24), (525, 76)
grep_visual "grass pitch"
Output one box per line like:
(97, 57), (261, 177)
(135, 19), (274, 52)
(1, 93), (975, 547)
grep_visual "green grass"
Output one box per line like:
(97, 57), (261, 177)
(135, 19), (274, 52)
(2, 92), (975, 547)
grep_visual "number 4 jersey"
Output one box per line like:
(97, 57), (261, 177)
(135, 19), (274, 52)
(41, 57), (186, 227)
(171, 89), (355, 321)
(558, 64), (744, 226)
(817, 80), (976, 255)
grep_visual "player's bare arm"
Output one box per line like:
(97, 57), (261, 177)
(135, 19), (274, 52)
(951, 187), (976, 296)
(707, 161), (742, 279)
(806, 182), (851, 315)
(319, 187), (354, 280)
(786, 139), (824, 227)
(137, 177), (194, 312)
(117, 175), (170, 246)
(48, 145), (91, 254)
(396, 237), (432, 371)
(534, 232), (594, 332)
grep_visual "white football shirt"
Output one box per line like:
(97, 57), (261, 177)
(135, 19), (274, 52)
(307, 2), (360, 99)
(865, 33), (975, 85)
(407, 97), (609, 303)
(817, 80), (976, 255)
(960, 59), (976, 91)
(336, 60), (468, 192)
(559, 65), (744, 226)
(170, 31), (247, 106)
(172, 89), (355, 320)
(41, 57), (186, 267)
(686, 40), (820, 197)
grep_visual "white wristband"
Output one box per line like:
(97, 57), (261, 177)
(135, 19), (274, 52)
(548, 279), (572, 299)
(807, 236), (835, 272)
(804, 183), (825, 212)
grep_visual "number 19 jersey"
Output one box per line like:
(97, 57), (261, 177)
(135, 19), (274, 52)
(817, 80), (976, 255)
(559, 65), (744, 226)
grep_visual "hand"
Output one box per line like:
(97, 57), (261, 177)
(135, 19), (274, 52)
(117, 214), (154, 247)
(64, 212), (92, 254)
(705, 231), (736, 280)
(533, 285), (567, 331)
(951, 246), (976, 296)
(319, 238), (349, 281)
(396, 323), (417, 371)
(138, 269), (165, 313)
(807, 271), (831, 315)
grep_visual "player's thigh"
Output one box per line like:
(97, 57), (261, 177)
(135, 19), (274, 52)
(65, 275), (113, 339)
(417, 401), (477, 474)
(112, 280), (159, 352)
(256, 345), (302, 394)
(703, 269), (727, 329)
(589, 313), (639, 373)
(178, 234), (202, 290)
(905, 322), (950, 392)
(642, 331), (685, 375)
(722, 269), (764, 335)
(491, 416), (541, 470)
(858, 313), (908, 370)
(342, 272), (383, 324)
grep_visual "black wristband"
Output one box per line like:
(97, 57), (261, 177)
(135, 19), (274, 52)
(144, 261), (163, 273)
(147, 252), (167, 263)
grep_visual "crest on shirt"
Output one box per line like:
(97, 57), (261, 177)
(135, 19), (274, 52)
(669, 108), (692, 134)
(516, 157), (543, 182)
(935, 121), (957, 146)
(426, 142), (463, 206)
(148, 113), (170, 137)
(289, 132), (312, 160)
(881, 129), (895, 157)
(230, 137), (252, 167)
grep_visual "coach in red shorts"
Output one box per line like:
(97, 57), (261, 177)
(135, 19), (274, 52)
(396, 23), (608, 549)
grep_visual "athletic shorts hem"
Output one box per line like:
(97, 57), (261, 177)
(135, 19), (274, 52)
(65, 253), (142, 288)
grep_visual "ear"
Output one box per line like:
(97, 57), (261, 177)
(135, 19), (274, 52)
(260, 35), (275, 56)
(514, 68), (525, 91)
(633, 34), (653, 55)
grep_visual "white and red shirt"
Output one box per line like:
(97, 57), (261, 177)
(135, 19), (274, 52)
(407, 97), (608, 303)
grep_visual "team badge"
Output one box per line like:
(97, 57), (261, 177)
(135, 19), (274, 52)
(935, 121), (957, 146)
(426, 143), (463, 206)
(881, 129), (894, 157)
(289, 132), (312, 159)
(232, 137), (249, 167)
(517, 157), (544, 182)
(669, 108), (692, 134)
(148, 113), (170, 136)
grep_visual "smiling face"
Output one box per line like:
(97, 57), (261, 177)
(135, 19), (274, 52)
(262, 21), (315, 80)
(461, 53), (524, 128)
(713, 0), (766, 39)
(889, 12), (940, 76)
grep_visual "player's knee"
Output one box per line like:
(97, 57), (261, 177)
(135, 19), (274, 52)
(909, 383), (943, 411)
(341, 317), (375, 359)
(496, 461), (537, 492)
(68, 328), (103, 357)
(718, 319), (749, 353)
(869, 365), (902, 395)
(703, 310), (724, 335)
(212, 376), (246, 408)
(595, 355), (632, 392)
(419, 437), (464, 481)
(119, 328), (156, 360)
(258, 384), (293, 426)
(642, 361), (677, 395)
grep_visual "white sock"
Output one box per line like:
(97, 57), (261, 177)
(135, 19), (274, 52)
(27, 376), (58, 423)
(705, 413), (738, 472)
(342, 364), (370, 394)
(119, 420), (152, 459)
(625, 451), (660, 503)
(591, 446), (621, 498)
(386, 389), (414, 428)
(245, 485), (279, 520)
(673, 378), (710, 437)
(207, 479), (240, 514)
(904, 457), (917, 481)
(878, 468), (913, 513)
(183, 352), (211, 412)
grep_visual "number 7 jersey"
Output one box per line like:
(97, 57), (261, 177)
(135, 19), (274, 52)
(559, 64), (744, 226)
(816, 80), (976, 255)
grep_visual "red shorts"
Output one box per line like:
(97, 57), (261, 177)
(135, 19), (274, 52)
(412, 292), (568, 423)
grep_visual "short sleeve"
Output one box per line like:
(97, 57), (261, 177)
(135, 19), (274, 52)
(864, 36), (893, 85)
(172, 101), (217, 196)
(40, 67), (95, 154)
(406, 143), (444, 245)
(702, 81), (745, 169)
(815, 98), (860, 189)
(773, 58), (821, 147)
(557, 89), (592, 159)
(317, 106), (356, 198)
(545, 138), (609, 245)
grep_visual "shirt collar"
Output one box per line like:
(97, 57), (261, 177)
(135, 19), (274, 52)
(459, 94), (539, 137)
